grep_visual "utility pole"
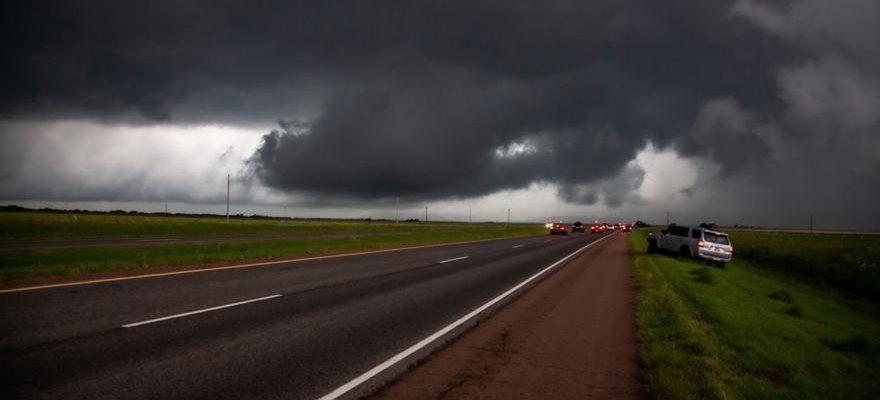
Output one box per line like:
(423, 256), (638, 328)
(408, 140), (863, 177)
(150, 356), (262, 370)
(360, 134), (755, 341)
(469, 206), (472, 223)
(507, 208), (511, 229)
(226, 173), (230, 223)
(395, 197), (399, 223)
(425, 206), (428, 223)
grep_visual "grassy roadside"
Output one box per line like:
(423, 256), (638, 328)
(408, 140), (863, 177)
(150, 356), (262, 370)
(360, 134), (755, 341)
(630, 229), (880, 399)
(727, 230), (880, 299)
(0, 226), (543, 282)
(0, 211), (508, 241)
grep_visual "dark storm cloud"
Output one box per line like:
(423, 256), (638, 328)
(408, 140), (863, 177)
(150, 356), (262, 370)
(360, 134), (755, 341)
(2, 0), (879, 226)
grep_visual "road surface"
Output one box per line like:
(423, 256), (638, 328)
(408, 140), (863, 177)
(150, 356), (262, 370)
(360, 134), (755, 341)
(0, 232), (612, 399)
(369, 232), (640, 399)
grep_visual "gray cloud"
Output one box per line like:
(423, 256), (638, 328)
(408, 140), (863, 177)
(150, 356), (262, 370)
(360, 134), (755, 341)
(2, 0), (879, 226)
(677, 97), (774, 176)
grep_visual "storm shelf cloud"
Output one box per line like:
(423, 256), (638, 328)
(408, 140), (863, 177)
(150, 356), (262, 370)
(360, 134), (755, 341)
(1, 0), (878, 227)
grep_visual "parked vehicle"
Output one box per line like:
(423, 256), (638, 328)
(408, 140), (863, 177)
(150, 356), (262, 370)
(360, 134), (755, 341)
(647, 224), (733, 263)
(571, 221), (585, 233)
(549, 222), (569, 235)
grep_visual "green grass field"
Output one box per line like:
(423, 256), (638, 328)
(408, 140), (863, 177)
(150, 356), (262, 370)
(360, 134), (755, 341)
(0, 211), (545, 282)
(0, 211), (501, 240)
(630, 229), (880, 399)
(727, 230), (880, 299)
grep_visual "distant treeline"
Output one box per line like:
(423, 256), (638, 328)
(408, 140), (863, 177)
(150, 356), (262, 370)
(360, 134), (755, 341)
(0, 205), (403, 222)
(0, 205), (517, 224)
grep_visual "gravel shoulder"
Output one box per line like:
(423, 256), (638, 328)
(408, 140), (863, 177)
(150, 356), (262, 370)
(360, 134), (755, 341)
(368, 233), (641, 399)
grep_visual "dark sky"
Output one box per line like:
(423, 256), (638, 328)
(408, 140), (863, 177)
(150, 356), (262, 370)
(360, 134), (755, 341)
(1, 0), (879, 227)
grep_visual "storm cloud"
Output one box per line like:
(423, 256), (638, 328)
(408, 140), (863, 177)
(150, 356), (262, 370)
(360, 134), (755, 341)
(2, 0), (879, 226)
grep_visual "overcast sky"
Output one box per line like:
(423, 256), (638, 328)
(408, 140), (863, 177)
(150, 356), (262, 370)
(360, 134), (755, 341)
(1, 0), (878, 228)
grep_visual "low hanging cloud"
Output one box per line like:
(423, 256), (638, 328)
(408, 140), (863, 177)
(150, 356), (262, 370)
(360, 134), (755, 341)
(1, 0), (879, 226)
(236, 0), (788, 205)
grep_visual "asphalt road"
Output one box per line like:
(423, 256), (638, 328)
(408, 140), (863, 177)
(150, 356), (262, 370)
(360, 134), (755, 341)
(0, 232), (609, 400)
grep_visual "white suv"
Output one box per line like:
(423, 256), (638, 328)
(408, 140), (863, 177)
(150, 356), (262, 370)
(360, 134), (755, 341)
(647, 225), (733, 263)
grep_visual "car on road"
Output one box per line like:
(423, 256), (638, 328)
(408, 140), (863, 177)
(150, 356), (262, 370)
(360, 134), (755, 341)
(549, 222), (569, 235)
(605, 223), (615, 232)
(590, 224), (606, 234)
(647, 224), (733, 263)
(571, 221), (585, 233)
(621, 224), (632, 232)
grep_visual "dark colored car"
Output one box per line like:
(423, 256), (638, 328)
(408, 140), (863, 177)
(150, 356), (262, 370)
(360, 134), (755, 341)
(549, 223), (569, 235)
(571, 221), (585, 233)
(622, 224), (632, 232)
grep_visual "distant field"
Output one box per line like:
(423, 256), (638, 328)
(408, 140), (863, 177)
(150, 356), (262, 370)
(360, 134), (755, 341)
(726, 230), (880, 299)
(0, 211), (544, 282)
(0, 211), (499, 241)
(630, 229), (880, 399)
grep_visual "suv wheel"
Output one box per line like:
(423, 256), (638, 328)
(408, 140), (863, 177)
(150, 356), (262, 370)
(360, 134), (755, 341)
(680, 246), (691, 258)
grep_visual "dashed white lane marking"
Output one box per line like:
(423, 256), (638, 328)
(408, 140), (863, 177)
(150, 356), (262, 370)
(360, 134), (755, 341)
(438, 256), (469, 264)
(122, 294), (283, 328)
(317, 233), (615, 400)
(134, 238), (182, 242)
(511, 244), (524, 249)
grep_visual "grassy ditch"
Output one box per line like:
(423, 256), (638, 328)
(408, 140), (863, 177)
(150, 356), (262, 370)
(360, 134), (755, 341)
(630, 229), (880, 399)
(0, 225), (543, 282)
(727, 230), (880, 299)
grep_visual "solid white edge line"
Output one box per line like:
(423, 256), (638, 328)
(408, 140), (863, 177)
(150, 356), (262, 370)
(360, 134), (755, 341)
(511, 244), (524, 248)
(122, 294), (282, 328)
(316, 233), (615, 400)
(134, 238), (182, 242)
(437, 256), (469, 264)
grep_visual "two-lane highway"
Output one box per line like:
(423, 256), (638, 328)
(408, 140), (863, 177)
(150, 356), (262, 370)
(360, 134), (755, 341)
(0, 232), (613, 400)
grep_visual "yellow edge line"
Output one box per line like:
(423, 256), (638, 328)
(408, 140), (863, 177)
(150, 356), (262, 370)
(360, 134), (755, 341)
(0, 234), (537, 294)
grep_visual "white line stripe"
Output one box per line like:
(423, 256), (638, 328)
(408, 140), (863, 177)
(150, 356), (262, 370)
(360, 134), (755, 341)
(511, 244), (524, 249)
(134, 238), (182, 242)
(438, 256), (469, 264)
(317, 233), (615, 400)
(122, 294), (282, 328)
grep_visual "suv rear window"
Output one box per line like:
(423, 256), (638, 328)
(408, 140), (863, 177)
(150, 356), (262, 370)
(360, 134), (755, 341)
(669, 226), (689, 236)
(704, 232), (729, 245)
(691, 229), (701, 238)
